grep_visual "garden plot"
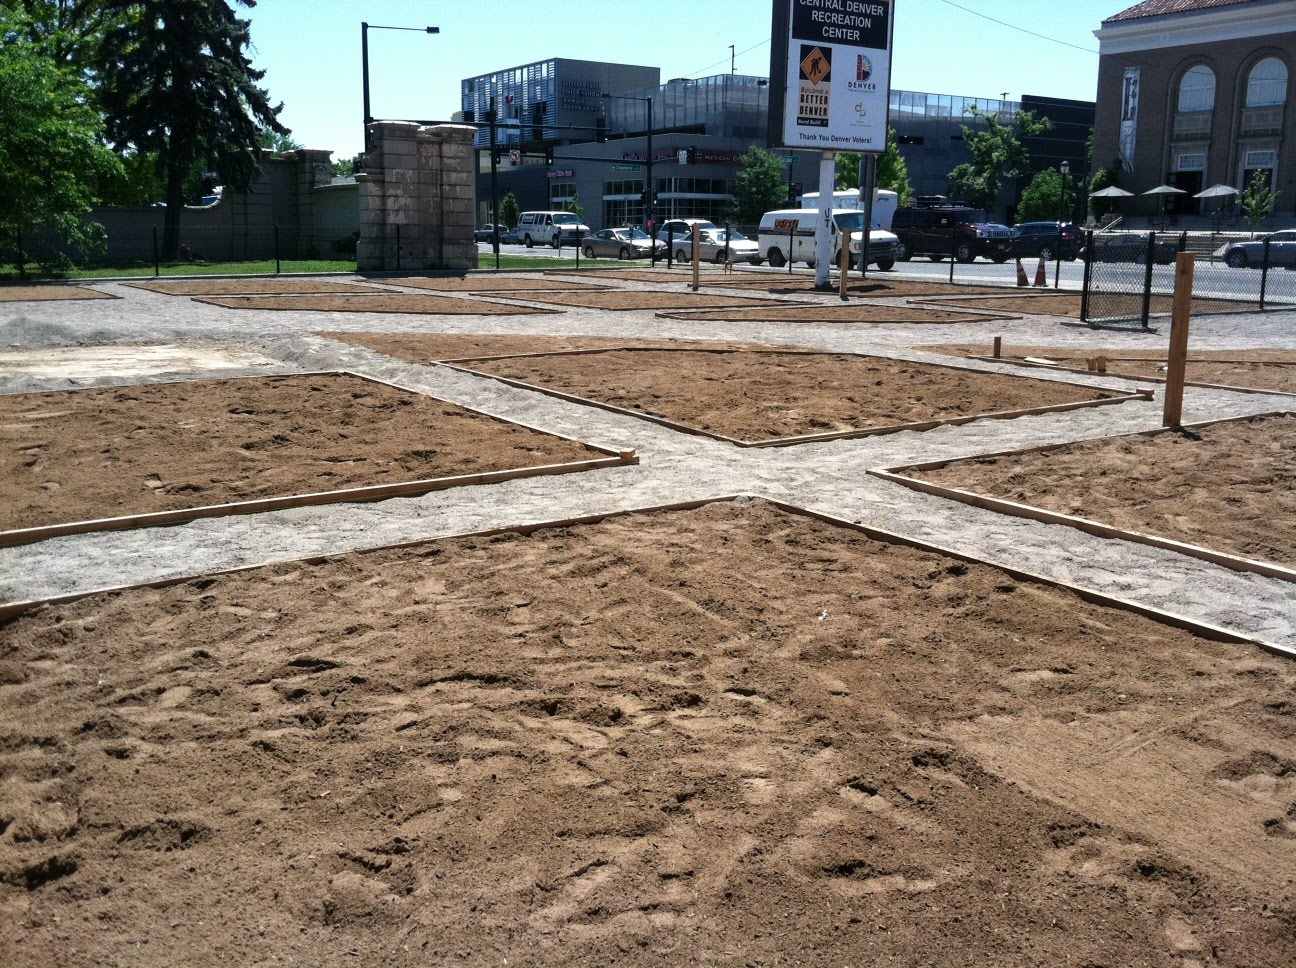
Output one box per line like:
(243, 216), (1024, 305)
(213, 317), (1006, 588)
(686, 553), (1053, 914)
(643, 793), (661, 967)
(384, 276), (611, 293)
(657, 303), (1017, 324)
(123, 279), (379, 296)
(474, 290), (799, 312)
(0, 372), (621, 543)
(0, 285), (113, 302)
(881, 414), (1296, 575)
(193, 293), (561, 315)
(1, 500), (1290, 967)
(915, 344), (1296, 395)
(704, 277), (1019, 297)
(448, 348), (1145, 445)
(322, 332), (788, 363)
(920, 292), (1257, 317)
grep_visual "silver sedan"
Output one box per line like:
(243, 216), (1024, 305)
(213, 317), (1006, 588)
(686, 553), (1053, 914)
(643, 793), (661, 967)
(581, 228), (667, 260)
(1221, 230), (1296, 269)
(670, 228), (763, 265)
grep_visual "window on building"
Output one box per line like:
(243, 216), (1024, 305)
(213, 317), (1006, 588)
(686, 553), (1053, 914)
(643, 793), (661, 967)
(1177, 65), (1215, 112)
(1246, 58), (1288, 107)
(1244, 149), (1277, 170)
(1175, 152), (1206, 172)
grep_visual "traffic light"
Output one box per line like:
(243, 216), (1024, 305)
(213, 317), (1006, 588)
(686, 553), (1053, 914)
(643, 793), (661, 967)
(686, 146), (697, 165)
(544, 147), (553, 166)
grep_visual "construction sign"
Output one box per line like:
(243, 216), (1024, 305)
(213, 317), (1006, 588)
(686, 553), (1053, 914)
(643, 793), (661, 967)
(776, 0), (894, 152)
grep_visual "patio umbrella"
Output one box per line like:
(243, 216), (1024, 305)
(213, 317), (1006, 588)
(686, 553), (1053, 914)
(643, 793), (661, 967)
(1143, 184), (1187, 221)
(1089, 185), (1134, 198)
(1194, 184), (1238, 199)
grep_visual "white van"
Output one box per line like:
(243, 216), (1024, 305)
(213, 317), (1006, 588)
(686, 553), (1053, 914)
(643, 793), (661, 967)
(757, 208), (898, 270)
(517, 210), (591, 248)
(799, 189), (898, 230)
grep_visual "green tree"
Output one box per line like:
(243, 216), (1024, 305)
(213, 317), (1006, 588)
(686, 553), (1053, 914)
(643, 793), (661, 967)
(835, 152), (860, 191)
(560, 192), (584, 219)
(0, 11), (122, 269)
(499, 191), (520, 229)
(1241, 169), (1278, 229)
(96, 0), (287, 256)
(331, 153), (364, 179)
(729, 145), (788, 224)
(260, 126), (304, 154)
(947, 106), (1051, 212)
(1015, 168), (1078, 223)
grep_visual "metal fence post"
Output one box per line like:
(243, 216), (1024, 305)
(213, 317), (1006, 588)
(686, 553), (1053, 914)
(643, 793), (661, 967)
(1079, 229), (1093, 322)
(667, 228), (674, 268)
(948, 227), (956, 284)
(788, 223), (795, 274)
(575, 230), (582, 268)
(1139, 231), (1156, 330)
(17, 227), (26, 281)
(152, 226), (160, 277)
(274, 223), (281, 274)
(395, 224), (401, 272)
(1259, 237), (1271, 311)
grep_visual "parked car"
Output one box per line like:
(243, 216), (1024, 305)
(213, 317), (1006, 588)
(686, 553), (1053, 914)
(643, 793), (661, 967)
(670, 228), (762, 265)
(1219, 230), (1296, 269)
(1088, 233), (1179, 265)
(581, 228), (666, 260)
(1011, 221), (1083, 261)
(890, 205), (1013, 263)
(656, 218), (716, 243)
(473, 223), (510, 243)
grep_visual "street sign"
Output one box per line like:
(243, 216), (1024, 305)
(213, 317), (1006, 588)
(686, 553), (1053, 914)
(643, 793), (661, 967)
(779, 155), (801, 165)
(611, 164), (643, 171)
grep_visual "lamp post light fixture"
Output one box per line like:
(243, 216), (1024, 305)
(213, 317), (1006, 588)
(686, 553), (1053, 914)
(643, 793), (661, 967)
(602, 92), (655, 235)
(361, 22), (439, 151)
(1055, 159), (1071, 288)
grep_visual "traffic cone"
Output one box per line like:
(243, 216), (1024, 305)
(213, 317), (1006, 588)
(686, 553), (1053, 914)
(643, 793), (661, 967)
(1034, 255), (1046, 287)
(1015, 258), (1028, 287)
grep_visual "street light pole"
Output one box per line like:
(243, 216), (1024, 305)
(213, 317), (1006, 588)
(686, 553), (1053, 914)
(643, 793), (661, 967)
(1055, 159), (1070, 289)
(361, 22), (439, 152)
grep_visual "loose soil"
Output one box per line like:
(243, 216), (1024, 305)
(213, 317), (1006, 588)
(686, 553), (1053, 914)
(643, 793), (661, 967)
(456, 349), (1123, 442)
(474, 291), (799, 312)
(0, 373), (603, 534)
(657, 304), (1017, 324)
(383, 277), (610, 293)
(321, 333), (787, 363)
(554, 269), (754, 284)
(921, 293), (1258, 317)
(706, 278), (1020, 297)
(0, 285), (113, 303)
(916, 345), (1296, 395)
(1, 500), (1292, 968)
(123, 280), (379, 296)
(192, 294), (561, 315)
(905, 414), (1296, 567)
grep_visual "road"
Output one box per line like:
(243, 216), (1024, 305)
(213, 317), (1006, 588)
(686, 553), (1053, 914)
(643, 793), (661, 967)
(477, 241), (1296, 305)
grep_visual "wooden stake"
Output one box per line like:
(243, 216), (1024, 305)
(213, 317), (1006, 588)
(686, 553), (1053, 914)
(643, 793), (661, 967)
(992, 336), (1002, 359)
(1162, 252), (1195, 427)
(839, 229), (851, 301)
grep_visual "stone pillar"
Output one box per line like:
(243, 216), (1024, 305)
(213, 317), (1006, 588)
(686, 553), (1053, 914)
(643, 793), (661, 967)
(357, 121), (478, 272)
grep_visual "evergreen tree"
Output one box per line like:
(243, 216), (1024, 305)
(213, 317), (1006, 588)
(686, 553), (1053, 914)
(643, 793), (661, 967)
(499, 192), (520, 230)
(96, 0), (287, 256)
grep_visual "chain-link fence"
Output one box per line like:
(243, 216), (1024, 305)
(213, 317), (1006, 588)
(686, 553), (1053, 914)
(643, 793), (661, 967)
(1, 223), (361, 280)
(1080, 229), (1296, 329)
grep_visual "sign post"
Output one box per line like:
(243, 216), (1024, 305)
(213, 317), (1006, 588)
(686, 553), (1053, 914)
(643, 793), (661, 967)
(770, 0), (894, 287)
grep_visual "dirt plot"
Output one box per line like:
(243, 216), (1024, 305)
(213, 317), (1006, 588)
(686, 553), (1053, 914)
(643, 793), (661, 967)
(192, 293), (561, 315)
(554, 268), (747, 284)
(457, 349), (1123, 442)
(482, 290), (799, 312)
(657, 303), (1016, 324)
(0, 285), (113, 303)
(321, 332), (785, 363)
(905, 414), (1296, 567)
(0, 373), (602, 534)
(123, 279), (380, 296)
(1, 500), (1292, 968)
(921, 293), (1255, 317)
(706, 277), (1020, 298)
(917, 345), (1296, 395)
(383, 276), (610, 293)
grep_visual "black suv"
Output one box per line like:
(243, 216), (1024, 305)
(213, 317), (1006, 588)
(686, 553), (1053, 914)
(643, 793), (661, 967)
(890, 206), (1013, 263)
(1011, 221), (1083, 262)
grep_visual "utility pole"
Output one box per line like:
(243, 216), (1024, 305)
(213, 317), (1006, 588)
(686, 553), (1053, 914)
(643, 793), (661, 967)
(489, 96), (499, 269)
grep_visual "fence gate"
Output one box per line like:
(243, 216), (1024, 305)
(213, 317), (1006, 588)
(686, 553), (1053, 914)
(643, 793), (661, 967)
(1080, 230), (1171, 330)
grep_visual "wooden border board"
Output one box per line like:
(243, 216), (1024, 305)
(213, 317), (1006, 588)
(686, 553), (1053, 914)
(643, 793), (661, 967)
(440, 347), (1154, 448)
(1, 494), (1287, 661)
(0, 369), (636, 548)
(965, 355), (1296, 399)
(870, 410), (1296, 583)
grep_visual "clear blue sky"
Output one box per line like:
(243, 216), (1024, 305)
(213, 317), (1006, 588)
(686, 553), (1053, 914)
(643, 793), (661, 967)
(246, 0), (1112, 161)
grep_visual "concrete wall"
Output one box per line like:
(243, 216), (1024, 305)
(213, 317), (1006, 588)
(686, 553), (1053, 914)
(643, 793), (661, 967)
(357, 122), (478, 272)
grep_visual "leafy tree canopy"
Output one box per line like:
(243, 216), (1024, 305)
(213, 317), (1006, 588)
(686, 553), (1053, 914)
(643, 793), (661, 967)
(1015, 168), (1078, 223)
(947, 106), (1051, 212)
(0, 9), (122, 257)
(834, 130), (914, 205)
(1241, 169), (1279, 228)
(499, 191), (520, 229)
(729, 145), (789, 225)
